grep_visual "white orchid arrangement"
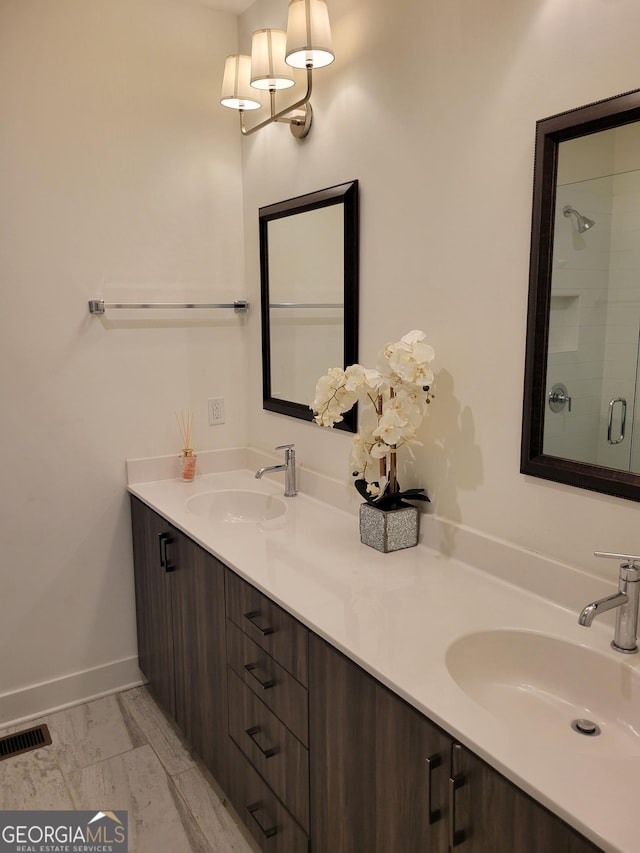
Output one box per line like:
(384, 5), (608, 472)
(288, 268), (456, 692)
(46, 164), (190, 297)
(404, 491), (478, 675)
(311, 330), (435, 510)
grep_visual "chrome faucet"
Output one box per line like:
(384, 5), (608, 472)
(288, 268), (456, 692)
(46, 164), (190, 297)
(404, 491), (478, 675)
(578, 552), (640, 653)
(255, 444), (297, 497)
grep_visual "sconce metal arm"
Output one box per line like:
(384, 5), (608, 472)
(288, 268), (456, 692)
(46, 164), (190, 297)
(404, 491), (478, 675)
(240, 67), (313, 137)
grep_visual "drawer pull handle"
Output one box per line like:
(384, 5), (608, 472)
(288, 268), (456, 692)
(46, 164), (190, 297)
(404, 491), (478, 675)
(243, 610), (275, 636)
(449, 773), (466, 848)
(426, 753), (442, 824)
(247, 802), (278, 839)
(246, 725), (278, 758)
(244, 662), (276, 690)
(158, 532), (175, 573)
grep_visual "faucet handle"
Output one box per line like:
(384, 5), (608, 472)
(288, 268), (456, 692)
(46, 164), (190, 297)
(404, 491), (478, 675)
(275, 443), (295, 460)
(595, 551), (640, 568)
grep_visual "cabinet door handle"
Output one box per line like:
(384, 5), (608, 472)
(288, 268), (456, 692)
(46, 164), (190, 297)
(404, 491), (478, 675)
(245, 725), (277, 758)
(247, 802), (278, 839)
(426, 753), (442, 824)
(449, 773), (466, 848)
(243, 610), (274, 635)
(158, 532), (175, 572)
(244, 662), (276, 690)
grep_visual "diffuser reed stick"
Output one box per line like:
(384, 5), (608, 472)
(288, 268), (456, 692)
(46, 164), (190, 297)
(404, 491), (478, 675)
(176, 410), (197, 480)
(175, 409), (193, 453)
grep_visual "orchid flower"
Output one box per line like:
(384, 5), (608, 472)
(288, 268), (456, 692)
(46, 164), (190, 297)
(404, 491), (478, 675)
(311, 330), (435, 509)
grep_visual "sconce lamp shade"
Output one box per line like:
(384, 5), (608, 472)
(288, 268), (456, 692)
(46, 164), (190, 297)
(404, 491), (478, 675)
(251, 29), (295, 90)
(285, 0), (334, 69)
(220, 54), (261, 110)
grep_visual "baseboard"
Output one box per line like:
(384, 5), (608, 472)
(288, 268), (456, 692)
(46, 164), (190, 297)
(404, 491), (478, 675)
(0, 656), (144, 730)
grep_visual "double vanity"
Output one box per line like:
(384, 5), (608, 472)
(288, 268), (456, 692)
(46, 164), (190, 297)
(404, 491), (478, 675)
(128, 451), (639, 852)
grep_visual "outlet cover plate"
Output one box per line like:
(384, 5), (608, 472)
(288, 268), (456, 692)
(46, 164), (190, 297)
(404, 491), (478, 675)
(208, 397), (225, 425)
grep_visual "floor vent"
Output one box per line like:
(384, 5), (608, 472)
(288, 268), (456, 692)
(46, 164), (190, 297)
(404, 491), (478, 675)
(0, 724), (52, 761)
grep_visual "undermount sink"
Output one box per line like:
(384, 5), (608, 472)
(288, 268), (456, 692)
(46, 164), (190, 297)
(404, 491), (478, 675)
(187, 489), (287, 525)
(446, 629), (640, 755)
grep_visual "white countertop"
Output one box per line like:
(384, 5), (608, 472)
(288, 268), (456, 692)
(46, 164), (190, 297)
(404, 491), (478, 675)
(128, 464), (639, 853)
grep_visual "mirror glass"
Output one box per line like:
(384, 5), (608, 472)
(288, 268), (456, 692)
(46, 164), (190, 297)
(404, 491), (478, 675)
(260, 181), (359, 430)
(522, 89), (640, 500)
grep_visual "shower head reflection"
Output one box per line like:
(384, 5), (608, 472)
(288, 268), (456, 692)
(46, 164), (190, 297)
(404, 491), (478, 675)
(563, 205), (596, 234)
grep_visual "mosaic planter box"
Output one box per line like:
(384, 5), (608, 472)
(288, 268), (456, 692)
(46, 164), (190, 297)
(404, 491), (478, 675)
(359, 503), (419, 553)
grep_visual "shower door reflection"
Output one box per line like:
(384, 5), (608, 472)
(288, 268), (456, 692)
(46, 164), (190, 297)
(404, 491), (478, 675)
(544, 157), (640, 473)
(633, 366), (640, 473)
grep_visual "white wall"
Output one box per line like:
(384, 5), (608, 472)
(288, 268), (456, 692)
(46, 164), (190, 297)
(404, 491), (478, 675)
(240, 0), (640, 578)
(0, 0), (246, 722)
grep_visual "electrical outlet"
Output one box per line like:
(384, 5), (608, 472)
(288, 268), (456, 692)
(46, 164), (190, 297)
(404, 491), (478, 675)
(208, 397), (225, 425)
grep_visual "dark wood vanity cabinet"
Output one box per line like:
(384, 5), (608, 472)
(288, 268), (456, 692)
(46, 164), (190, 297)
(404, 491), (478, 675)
(172, 530), (228, 785)
(131, 497), (602, 853)
(130, 496), (229, 787)
(130, 496), (176, 717)
(309, 633), (450, 853)
(310, 634), (601, 853)
(450, 744), (601, 853)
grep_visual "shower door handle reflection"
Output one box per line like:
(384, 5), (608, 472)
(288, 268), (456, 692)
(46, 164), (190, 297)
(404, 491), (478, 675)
(608, 397), (627, 445)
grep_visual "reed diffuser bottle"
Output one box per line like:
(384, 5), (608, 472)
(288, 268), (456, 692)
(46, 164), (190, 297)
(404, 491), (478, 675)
(176, 410), (197, 481)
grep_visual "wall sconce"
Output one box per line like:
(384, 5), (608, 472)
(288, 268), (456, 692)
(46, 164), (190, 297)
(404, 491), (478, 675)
(220, 0), (334, 139)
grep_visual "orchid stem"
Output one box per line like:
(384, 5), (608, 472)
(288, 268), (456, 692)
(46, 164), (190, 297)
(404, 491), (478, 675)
(376, 394), (386, 482)
(389, 447), (397, 494)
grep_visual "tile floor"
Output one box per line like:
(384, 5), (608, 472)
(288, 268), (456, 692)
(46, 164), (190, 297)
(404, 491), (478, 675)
(0, 686), (259, 853)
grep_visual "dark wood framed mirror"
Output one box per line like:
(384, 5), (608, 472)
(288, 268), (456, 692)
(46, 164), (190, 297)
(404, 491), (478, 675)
(260, 180), (359, 431)
(521, 89), (640, 501)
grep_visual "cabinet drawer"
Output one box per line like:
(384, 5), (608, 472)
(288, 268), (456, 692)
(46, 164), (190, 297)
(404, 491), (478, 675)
(227, 620), (309, 746)
(228, 668), (309, 832)
(225, 571), (308, 685)
(226, 741), (309, 853)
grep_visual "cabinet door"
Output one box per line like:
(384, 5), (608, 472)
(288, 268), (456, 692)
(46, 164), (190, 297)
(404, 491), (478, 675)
(309, 634), (450, 853)
(172, 534), (229, 787)
(130, 496), (229, 787)
(450, 744), (602, 853)
(375, 685), (450, 853)
(130, 496), (176, 718)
